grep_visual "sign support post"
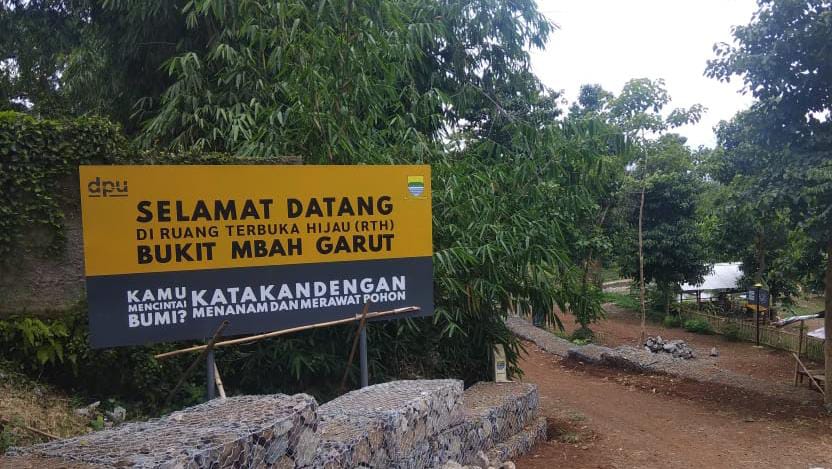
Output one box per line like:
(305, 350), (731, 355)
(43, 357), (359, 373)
(206, 349), (216, 401)
(359, 326), (368, 388)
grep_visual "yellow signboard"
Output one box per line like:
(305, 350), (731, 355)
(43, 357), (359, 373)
(79, 165), (433, 348)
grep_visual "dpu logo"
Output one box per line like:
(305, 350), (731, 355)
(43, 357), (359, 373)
(87, 177), (128, 198)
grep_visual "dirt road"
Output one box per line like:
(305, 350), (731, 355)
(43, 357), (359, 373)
(515, 345), (832, 469)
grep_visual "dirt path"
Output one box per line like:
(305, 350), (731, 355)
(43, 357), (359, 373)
(515, 345), (832, 469)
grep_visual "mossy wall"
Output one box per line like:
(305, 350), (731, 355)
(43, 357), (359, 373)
(0, 111), (298, 318)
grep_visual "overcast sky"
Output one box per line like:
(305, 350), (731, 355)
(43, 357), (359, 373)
(530, 0), (758, 148)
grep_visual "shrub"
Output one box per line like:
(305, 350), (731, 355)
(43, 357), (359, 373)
(601, 292), (640, 311)
(662, 315), (682, 328)
(570, 327), (595, 343)
(0, 307), (206, 415)
(683, 318), (713, 335)
(722, 322), (741, 341)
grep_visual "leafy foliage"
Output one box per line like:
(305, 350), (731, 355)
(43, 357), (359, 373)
(721, 322), (741, 342)
(707, 1), (832, 326)
(572, 80), (707, 320)
(682, 318), (713, 335)
(0, 111), (125, 258)
(138, 0), (441, 159)
(707, 0), (832, 125)
(0, 0), (629, 408)
(601, 292), (640, 311)
(615, 134), (709, 311)
(0, 306), (207, 414)
(662, 315), (681, 328)
(0, 317), (71, 367)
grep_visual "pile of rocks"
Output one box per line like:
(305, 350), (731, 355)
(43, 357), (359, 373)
(644, 336), (695, 359)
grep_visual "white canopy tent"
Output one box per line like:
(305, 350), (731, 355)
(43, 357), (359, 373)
(681, 262), (743, 291)
(680, 262), (743, 300)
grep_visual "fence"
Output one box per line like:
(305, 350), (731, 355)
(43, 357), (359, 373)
(678, 309), (825, 362)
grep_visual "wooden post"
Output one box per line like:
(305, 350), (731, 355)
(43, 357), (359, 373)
(755, 285), (761, 347)
(798, 321), (805, 357)
(794, 321), (805, 387)
(214, 363), (227, 399)
(0, 417), (60, 441)
(824, 238), (832, 409)
(359, 326), (368, 388)
(638, 183), (647, 345)
(339, 303), (371, 392)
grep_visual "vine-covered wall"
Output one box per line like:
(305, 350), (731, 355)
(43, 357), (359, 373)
(0, 112), (126, 316)
(0, 112), (298, 317)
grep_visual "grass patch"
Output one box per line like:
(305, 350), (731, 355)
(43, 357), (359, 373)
(0, 361), (90, 452)
(602, 292), (640, 311)
(683, 318), (713, 335)
(567, 411), (586, 422)
(722, 322), (741, 341)
(570, 327), (595, 341)
(662, 315), (682, 328)
(599, 267), (622, 283)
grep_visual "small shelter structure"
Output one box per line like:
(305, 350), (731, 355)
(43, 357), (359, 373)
(775, 313), (825, 392)
(679, 262), (744, 308)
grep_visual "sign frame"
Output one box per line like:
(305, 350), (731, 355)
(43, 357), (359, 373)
(79, 164), (433, 348)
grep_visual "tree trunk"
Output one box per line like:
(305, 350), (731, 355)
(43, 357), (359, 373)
(755, 232), (766, 284)
(639, 185), (646, 343)
(825, 238), (832, 409)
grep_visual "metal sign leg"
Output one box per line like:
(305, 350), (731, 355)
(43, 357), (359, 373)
(359, 326), (368, 388)
(206, 349), (216, 401)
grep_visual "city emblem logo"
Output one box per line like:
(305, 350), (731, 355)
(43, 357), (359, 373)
(407, 175), (425, 197)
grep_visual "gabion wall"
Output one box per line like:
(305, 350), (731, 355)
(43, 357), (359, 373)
(8, 380), (543, 469)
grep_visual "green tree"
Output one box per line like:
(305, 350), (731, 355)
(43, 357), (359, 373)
(616, 134), (709, 314)
(568, 83), (614, 118)
(706, 113), (818, 303)
(564, 95), (630, 332)
(602, 78), (704, 335)
(0, 0), (199, 130)
(0, 0), (82, 115)
(707, 0), (832, 407)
